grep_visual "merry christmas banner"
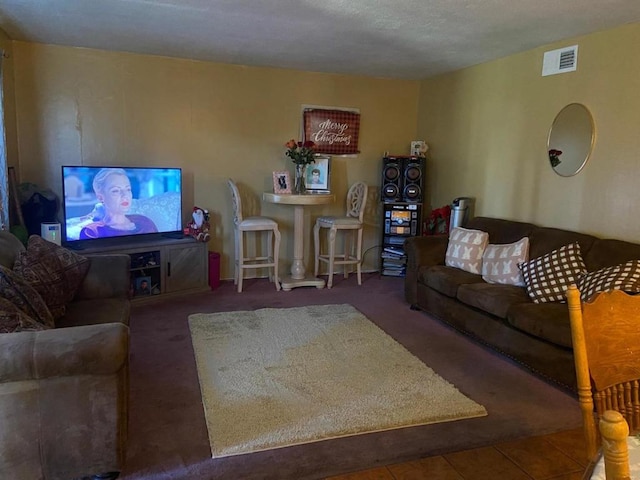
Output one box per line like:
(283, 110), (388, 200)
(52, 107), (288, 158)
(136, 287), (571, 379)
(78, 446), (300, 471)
(303, 108), (360, 155)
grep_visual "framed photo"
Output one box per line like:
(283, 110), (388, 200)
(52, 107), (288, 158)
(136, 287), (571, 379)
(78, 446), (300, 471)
(273, 171), (291, 194)
(305, 156), (331, 192)
(135, 276), (152, 296)
(411, 140), (428, 157)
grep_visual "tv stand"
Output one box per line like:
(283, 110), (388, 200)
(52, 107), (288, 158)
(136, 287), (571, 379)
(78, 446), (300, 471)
(162, 232), (187, 240)
(80, 236), (209, 302)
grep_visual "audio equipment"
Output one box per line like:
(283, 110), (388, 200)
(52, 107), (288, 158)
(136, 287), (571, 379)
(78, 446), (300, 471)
(379, 155), (425, 276)
(381, 156), (425, 203)
(383, 203), (422, 239)
(402, 156), (424, 203)
(381, 156), (403, 202)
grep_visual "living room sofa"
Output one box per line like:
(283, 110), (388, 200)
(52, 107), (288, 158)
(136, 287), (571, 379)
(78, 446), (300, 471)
(0, 231), (131, 480)
(404, 216), (640, 393)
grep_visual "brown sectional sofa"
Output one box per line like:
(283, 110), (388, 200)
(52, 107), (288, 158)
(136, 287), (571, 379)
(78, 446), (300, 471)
(404, 216), (640, 393)
(0, 231), (131, 480)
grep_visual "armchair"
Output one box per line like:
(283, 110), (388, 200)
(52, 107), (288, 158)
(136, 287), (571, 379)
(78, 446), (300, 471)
(0, 231), (130, 480)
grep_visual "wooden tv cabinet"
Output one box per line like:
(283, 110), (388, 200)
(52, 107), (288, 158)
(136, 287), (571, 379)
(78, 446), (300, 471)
(79, 236), (209, 302)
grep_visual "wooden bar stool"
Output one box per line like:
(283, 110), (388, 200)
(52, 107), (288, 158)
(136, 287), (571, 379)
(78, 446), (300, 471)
(228, 179), (281, 292)
(313, 182), (368, 288)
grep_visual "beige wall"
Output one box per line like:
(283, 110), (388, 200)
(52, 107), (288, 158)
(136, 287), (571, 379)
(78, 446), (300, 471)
(10, 42), (420, 279)
(0, 29), (17, 169)
(418, 22), (640, 242)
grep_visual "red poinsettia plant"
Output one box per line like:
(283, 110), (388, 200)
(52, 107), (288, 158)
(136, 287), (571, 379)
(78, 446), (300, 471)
(285, 139), (317, 166)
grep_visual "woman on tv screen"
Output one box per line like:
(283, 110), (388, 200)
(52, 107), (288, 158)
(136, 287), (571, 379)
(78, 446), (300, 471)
(79, 168), (158, 239)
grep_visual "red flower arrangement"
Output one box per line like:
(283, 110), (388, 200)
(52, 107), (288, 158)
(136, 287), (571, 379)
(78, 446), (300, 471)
(549, 149), (563, 167)
(285, 139), (317, 166)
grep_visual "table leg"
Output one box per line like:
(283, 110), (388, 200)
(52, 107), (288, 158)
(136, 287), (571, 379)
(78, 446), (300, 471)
(280, 204), (326, 291)
(290, 205), (305, 279)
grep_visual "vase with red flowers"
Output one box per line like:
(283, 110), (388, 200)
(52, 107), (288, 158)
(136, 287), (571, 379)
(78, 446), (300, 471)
(285, 139), (316, 194)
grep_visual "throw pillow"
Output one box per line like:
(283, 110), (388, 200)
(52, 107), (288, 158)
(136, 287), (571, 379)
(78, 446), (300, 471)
(0, 297), (50, 333)
(518, 242), (586, 304)
(0, 265), (55, 328)
(445, 227), (489, 275)
(482, 237), (530, 286)
(13, 235), (90, 319)
(577, 260), (640, 302)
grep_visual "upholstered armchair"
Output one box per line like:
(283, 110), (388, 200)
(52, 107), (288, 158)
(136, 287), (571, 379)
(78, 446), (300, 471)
(0, 231), (130, 480)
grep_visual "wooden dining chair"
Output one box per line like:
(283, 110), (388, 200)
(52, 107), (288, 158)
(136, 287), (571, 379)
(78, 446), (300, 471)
(566, 284), (640, 480)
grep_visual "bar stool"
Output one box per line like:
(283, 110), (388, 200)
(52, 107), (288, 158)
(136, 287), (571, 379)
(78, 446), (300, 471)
(227, 178), (281, 292)
(313, 181), (368, 288)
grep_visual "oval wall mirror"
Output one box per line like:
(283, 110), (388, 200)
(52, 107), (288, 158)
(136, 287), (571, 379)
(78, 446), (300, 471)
(547, 103), (595, 177)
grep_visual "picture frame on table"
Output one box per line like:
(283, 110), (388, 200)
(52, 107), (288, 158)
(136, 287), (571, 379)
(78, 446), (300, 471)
(135, 276), (152, 296)
(305, 156), (331, 193)
(273, 171), (291, 194)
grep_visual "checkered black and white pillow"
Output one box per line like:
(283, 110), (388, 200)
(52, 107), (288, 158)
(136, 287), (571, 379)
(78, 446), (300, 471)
(576, 260), (640, 302)
(519, 242), (586, 303)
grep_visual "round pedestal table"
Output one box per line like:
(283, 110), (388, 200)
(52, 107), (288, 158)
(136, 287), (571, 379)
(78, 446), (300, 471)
(262, 192), (335, 291)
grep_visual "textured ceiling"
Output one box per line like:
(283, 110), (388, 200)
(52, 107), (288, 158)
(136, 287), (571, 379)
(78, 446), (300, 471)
(0, 0), (639, 79)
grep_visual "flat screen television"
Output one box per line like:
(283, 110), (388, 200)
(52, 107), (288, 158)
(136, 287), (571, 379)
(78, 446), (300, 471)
(61, 166), (183, 248)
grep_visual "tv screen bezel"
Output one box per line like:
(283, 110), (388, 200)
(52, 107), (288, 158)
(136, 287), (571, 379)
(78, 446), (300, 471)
(61, 165), (184, 249)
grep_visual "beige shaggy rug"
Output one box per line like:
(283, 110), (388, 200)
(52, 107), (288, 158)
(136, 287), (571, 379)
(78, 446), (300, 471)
(188, 304), (487, 458)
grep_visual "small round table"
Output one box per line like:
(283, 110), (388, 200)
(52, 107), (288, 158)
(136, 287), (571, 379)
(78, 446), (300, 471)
(263, 192), (335, 290)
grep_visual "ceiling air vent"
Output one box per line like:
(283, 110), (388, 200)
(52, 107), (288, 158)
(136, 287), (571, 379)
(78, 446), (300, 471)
(542, 45), (578, 76)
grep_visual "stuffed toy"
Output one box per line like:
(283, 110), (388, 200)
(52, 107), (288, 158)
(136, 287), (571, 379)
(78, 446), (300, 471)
(185, 206), (211, 242)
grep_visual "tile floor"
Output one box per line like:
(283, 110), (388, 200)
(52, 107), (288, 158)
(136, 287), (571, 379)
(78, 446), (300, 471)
(326, 427), (588, 480)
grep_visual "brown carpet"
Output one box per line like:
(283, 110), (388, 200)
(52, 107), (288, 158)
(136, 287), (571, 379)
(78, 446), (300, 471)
(121, 273), (581, 480)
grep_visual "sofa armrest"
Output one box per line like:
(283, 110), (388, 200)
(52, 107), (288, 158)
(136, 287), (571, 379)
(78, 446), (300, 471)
(404, 235), (449, 306)
(75, 254), (131, 300)
(0, 323), (129, 383)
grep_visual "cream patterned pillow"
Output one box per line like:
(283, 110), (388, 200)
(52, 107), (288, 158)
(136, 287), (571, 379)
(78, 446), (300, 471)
(445, 227), (489, 275)
(482, 237), (529, 286)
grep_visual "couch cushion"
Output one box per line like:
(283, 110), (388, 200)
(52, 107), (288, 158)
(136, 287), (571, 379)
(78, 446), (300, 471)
(0, 265), (55, 328)
(576, 260), (640, 302)
(506, 302), (573, 349)
(528, 227), (596, 260)
(481, 237), (529, 286)
(445, 227), (489, 274)
(457, 282), (530, 318)
(57, 297), (131, 328)
(0, 296), (51, 333)
(0, 231), (25, 269)
(14, 235), (90, 319)
(421, 265), (484, 298)
(466, 217), (536, 244)
(519, 242), (587, 304)
(583, 238), (640, 272)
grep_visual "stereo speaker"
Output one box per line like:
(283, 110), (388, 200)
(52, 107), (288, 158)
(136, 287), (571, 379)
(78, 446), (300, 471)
(402, 156), (424, 203)
(381, 157), (403, 202)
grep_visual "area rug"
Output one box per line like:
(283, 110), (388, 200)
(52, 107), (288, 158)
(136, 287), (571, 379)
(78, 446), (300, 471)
(188, 304), (487, 458)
